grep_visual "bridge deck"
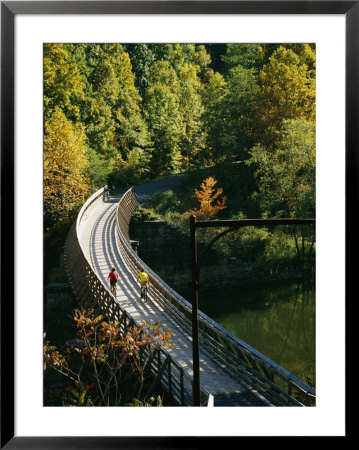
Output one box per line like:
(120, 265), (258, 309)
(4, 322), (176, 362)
(79, 193), (273, 406)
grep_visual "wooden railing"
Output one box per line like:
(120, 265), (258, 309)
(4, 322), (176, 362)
(116, 187), (316, 407)
(65, 186), (111, 311)
(64, 186), (212, 406)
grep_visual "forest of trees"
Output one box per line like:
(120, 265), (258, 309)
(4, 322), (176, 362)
(44, 43), (316, 280)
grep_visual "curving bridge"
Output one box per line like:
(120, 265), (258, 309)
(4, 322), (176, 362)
(65, 185), (316, 407)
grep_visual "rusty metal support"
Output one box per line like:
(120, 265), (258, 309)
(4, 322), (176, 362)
(190, 216), (315, 407)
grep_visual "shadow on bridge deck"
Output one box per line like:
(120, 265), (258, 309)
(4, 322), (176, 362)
(213, 391), (272, 407)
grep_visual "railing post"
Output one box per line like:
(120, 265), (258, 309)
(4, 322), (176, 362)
(168, 363), (172, 397)
(180, 368), (185, 406)
(190, 214), (201, 406)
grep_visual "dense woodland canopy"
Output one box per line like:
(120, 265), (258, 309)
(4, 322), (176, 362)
(44, 43), (316, 279)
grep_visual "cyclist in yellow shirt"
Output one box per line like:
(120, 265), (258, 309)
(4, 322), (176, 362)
(137, 268), (149, 301)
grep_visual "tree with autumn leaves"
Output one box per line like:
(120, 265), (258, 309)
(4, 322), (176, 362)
(44, 109), (90, 224)
(252, 46), (315, 148)
(190, 176), (227, 218)
(44, 308), (175, 406)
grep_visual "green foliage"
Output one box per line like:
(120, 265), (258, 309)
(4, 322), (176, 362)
(202, 63), (259, 164)
(253, 46), (316, 147)
(43, 43), (316, 275)
(44, 216), (74, 283)
(43, 42), (316, 204)
(219, 227), (269, 266)
(248, 119), (316, 264)
(131, 207), (160, 224)
(144, 159), (314, 273)
(185, 162), (259, 219)
(178, 63), (207, 167)
(162, 210), (191, 229)
(222, 44), (262, 72)
(144, 61), (184, 176)
(148, 44), (173, 62)
(221, 65), (260, 160)
(285, 44), (316, 76)
(44, 43), (85, 121)
(248, 119), (315, 218)
(109, 147), (152, 188)
(123, 44), (156, 98)
(201, 71), (228, 164)
(126, 395), (163, 407)
(47, 265), (69, 284)
(80, 43), (152, 157)
(193, 44), (212, 84)
(145, 190), (181, 215)
(204, 44), (227, 73)
(217, 226), (306, 273)
(44, 43), (152, 224)
(141, 45), (210, 174)
(86, 147), (112, 191)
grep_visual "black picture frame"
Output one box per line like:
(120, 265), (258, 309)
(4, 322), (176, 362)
(1, 1), (352, 447)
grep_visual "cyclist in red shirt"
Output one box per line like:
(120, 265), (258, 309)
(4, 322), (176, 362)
(107, 267), (119, 294)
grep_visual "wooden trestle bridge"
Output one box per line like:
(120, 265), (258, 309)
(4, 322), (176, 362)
(64, 186), (316, 407)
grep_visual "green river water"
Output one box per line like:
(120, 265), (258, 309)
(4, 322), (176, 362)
(196, 277), (316, 387)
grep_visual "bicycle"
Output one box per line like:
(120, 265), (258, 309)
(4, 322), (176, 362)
(141, 283), (148, 303)
(110, 282), (117, 297)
